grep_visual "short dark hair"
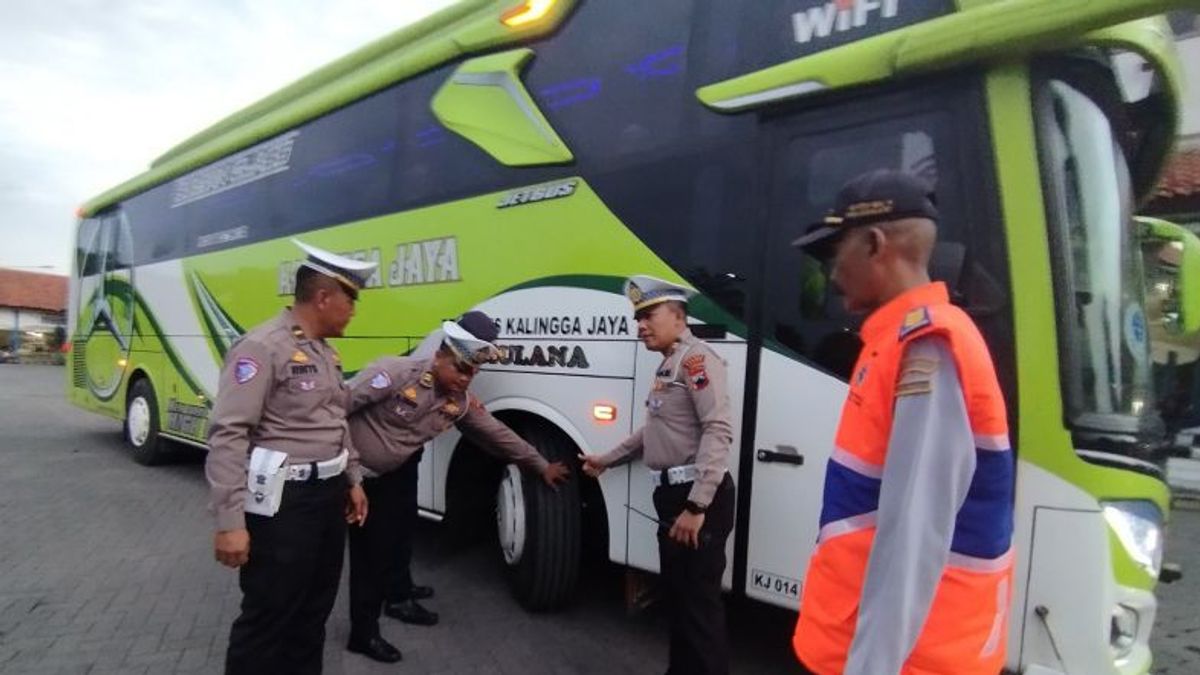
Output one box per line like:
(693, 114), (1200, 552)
(295, 266), (354, 303)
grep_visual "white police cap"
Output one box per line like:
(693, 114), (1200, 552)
(623, 275), (696, 313)
(292, 238), (378, 293)
(441, 311), (503, 366)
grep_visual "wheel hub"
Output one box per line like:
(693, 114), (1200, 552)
(496, 464), (527, 565)
(127, 396), (151, 447)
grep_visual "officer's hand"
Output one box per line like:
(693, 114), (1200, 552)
(541, 462), (570, 488)
(577, 453), (607, 479)
(346, 484), (368, 526)
(669, 511), (705, 550)
(214, 528), (251, 568)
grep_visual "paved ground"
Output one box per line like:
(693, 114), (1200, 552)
(1, 363), (1197, 674)
(1156, 490), (1200, 674)
(0, 365), (796, 674)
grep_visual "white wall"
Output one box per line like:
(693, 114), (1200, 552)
(0, 307), (65, 332)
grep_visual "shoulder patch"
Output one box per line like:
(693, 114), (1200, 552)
(234, 357), (260, 384)
(683, 354), (709, 390)
(899, 307), (932, 340)
(369, 371), (392, 390)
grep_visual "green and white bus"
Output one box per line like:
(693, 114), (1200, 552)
(69, 1), (1200, 672)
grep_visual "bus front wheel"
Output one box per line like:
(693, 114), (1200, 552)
(496, 421), (581, 611)
(125, 378), (165, 466)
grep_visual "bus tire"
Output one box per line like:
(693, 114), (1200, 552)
(125, 378), (165, 466)
(496, 421), (580, 611)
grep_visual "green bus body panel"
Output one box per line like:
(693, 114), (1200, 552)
(987, 65), (1167, 591)
(431, 49), (574, 166)
(69, 287), (211, 442)
(180, 178), (682, 372)
(79, 0), (581, 217)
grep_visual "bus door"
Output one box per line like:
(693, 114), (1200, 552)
(741, 75), (1005, 609)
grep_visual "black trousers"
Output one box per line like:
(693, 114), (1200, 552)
(653, 473), (736, 675)
(226, 476), (347, 675)
(347, 452), (420, 640)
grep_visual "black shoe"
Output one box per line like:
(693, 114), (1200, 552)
(347, 635), (403, 663)
(384, 599), (440, 626)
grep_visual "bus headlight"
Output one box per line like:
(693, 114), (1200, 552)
(1101, 500), (1164, 579)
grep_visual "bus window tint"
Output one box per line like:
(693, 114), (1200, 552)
(524, 0), (696, 162)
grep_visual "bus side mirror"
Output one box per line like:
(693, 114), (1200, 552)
(1138, 217), (1200, 336)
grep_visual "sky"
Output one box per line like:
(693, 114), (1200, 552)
(0, 0), (457, 274)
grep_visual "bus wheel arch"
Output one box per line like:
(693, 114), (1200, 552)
(124, 372), (165, 465)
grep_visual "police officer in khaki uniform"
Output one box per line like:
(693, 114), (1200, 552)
(580, 276), (736, 675)
(206, 239), (374, 675)
(342, 311), (570, 663)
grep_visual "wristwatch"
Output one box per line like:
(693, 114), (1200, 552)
(684, 500), (708, 515)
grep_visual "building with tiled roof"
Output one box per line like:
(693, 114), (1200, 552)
(1146, 145), (1200, 224)
(0, 268), (68, 353)
(1143, 15), (1200, 227)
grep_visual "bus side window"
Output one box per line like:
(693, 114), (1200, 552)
(524, 0), (696, 163)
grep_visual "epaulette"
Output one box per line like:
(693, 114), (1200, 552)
(899, 307), (932, 340)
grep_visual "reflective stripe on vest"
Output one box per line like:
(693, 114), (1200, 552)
(794, 283), (1014, 675)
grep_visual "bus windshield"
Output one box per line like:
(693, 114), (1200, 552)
(1037, 72), (1161, 449)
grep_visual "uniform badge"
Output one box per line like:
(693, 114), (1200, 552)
(899, 307), (932, 339)
(683, 354), (708, 391)
(369, 371), (392, 390)
(419, 372), (434, 388)
(403, 387), (419, 402)
(298, 380), (316, 391)
(234, 357), (260, 384)
(626, 281), (644, 304)
(443, 401), (461, 416)
(291, 350), (309, 363)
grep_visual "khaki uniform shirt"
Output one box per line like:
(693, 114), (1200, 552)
(205, 309), (361, 531)
(599, 329), (733, 506)
(347, 356), (550, 477)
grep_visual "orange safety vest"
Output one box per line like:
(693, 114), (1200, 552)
(793, 282), (1014, 675)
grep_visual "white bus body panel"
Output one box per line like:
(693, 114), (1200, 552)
(744, 349), (844, 608)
